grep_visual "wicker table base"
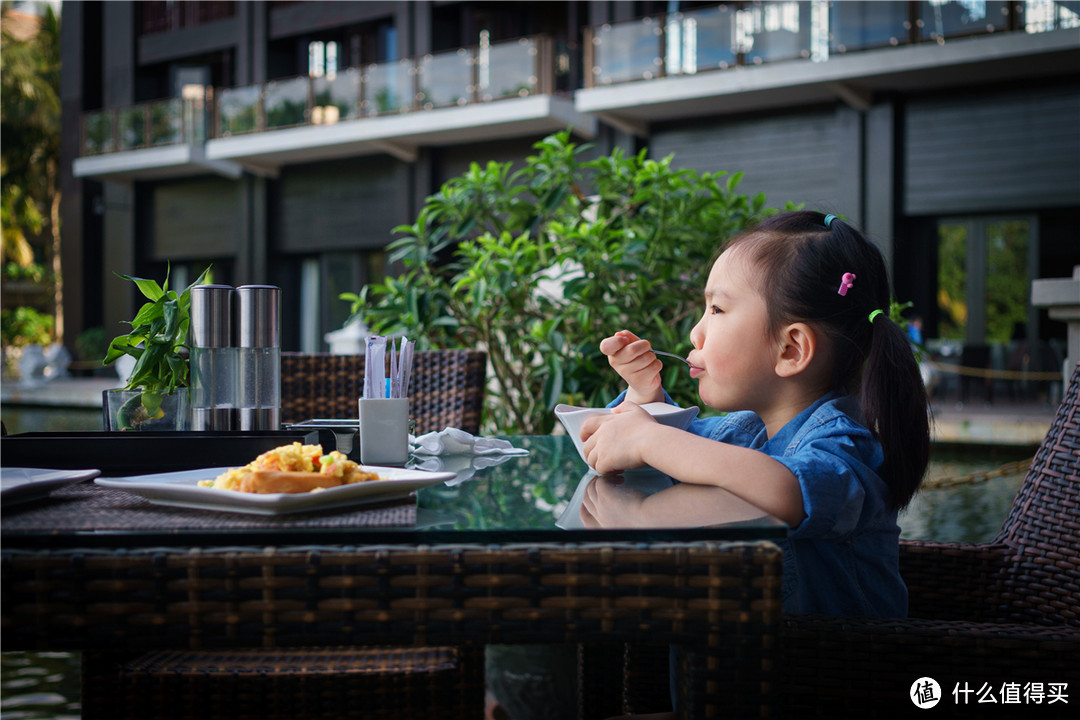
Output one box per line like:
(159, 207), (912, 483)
(4, 541), (783, 719)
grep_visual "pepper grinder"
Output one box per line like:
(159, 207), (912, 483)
(236, 285), (281, 431)
(190, 285), (236, 431)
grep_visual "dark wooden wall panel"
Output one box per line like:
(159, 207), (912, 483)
(276, 157), (408, 252)
(152, 178), (241, 260)
(650, 109), (849, 214)
(904, 86), (1080, 215)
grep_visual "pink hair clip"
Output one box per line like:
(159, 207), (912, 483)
(838, 272), (856, 296)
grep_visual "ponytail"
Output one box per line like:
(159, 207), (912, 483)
(725, 211), (930, 510)
(862, 308), (930, 509)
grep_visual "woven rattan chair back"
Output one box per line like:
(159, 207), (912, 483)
(280, 350), (486, 435)
(991, 361), (1080, 626)
(777, 364), (1080, 718)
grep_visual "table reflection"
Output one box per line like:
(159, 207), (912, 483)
(415, 435), (779, 534)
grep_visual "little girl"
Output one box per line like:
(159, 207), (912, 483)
(580, 210), (929, 618)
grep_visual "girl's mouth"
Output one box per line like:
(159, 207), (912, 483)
(689, 366), (704, 379)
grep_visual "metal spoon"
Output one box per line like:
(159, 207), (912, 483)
(650, 349), (702, 371)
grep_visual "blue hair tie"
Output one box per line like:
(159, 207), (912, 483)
(823, 214), (837, 228)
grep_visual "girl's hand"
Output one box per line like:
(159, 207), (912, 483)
(599, 330), (664, 404)
(580, 401), (656, 475)
(579, 475), (647, 528)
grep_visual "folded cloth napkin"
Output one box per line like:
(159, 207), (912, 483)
(411, 427), (529, 457)
(409, 428), (529, 486)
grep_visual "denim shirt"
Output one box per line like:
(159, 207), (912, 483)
(610, 390), (907, 618)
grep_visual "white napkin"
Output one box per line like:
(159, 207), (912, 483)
(411, 427), (529, 457)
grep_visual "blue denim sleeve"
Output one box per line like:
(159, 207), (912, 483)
(772, 422), (886, 540)
(606, 388), (676, 408)
(607, 390), (762, 446)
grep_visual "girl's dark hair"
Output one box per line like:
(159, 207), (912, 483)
(725, 210), (929, 510)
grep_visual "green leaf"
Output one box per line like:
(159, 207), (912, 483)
(104, 335), (141, 365)
(115, 273), (164, 302)
(129, 300), (163, 328)
(162, 295), (181, 339)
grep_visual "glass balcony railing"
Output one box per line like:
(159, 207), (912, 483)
(264, 75), (310, 130)
(79, 35), (553, 157)
(589, 15), (666, 85)
(81, 92), (209, 156)
(362, 58), (415, 115)
(312, 68), (363, 123)
(216, 85), (260, 136)
(210, 35), (550, 133)
(483, 36), (547, 101)
(585, 0), (1080, 87)
(417, 48), (473, 109)
(917, 0), (1011, 42)
(738, 1), (813, 65)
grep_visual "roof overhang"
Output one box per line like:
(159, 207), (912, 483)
(575, 28), (1080, 135)
(72, 144), (243, 182)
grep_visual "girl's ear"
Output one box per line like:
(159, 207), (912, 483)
(775, 322), (817, 378)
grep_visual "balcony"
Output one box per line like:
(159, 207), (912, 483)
(73, 35), (596, 182)
(576, 0), (1080, 135)
(72, 87), (243, 181)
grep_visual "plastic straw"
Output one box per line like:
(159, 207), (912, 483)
(389, 337), (399, 398)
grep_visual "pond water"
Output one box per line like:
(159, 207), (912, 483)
(0, 652), (80, 720)
(0, 443), (1033, 719)
(901, 443), (1031, 544)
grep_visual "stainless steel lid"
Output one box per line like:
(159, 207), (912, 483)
(189, 285), (234, 348)
(236, 285), (280, 348)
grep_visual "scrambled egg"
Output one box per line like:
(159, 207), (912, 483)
(199, 442), (380, 492)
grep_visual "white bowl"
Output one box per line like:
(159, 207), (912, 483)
(554, 402), (700, 470)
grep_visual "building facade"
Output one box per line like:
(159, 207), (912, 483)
(61, 1), (1079, 373)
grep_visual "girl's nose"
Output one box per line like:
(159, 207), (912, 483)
(690, 315), (704, 350)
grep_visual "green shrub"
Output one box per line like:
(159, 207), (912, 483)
(345, 131), (782, 434)
(0, 306), (54, 347)
(74, 326), (108, 363)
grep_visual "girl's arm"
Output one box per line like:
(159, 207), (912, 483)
(581, 406), (806, 526)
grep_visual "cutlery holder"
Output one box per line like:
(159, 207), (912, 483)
(358, 397), (410, 466)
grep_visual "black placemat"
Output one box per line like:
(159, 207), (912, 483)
(1, 480), (417, 532)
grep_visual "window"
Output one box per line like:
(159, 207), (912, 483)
(308, 40), (338, 78)
(936, 216), (1037, 344)
(298, 251), (387, 352)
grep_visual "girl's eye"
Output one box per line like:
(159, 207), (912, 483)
(710, 305), (723, 315)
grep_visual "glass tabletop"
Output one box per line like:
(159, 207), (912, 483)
(0, 435), (786, 548)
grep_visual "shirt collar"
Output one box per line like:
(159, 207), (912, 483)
(759, 390), (845, 453)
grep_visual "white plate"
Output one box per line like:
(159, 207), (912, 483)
(1, 467), (101, 506)
(95, 465), (455, 516)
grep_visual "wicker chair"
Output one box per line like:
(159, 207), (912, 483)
(82, 349), (488, 720)
(613, 363), (1080, 717)
(783, 362), (1080, 717)
(280, 350), (486, 434)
